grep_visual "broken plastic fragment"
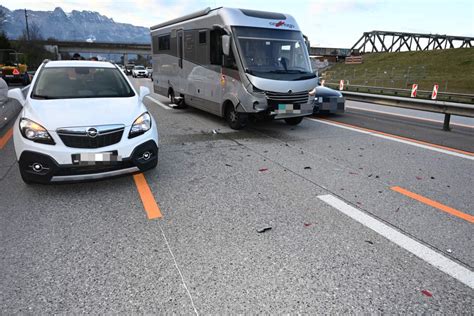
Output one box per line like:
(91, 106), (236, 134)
(421, 290), (432, 297)
(304, 166), (311, 170)
(365, 240), (374, 245)
(259, 168), (268, 172)
(349, 172), (358, 175)
(257, 226), (272, 233)
(447, 249), (453, 253)
(304, 223), (312, 227)
(225, 164), (232, 167)
(416, 176), (422, 180)
(212, 129), (218, 134)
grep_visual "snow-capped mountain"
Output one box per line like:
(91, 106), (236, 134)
(0, 6), (150, 43)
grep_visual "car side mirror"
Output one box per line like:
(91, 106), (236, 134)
(139, 86), (150, 102)
(7, 88), (25, 106)
(222, 35), (230, 56)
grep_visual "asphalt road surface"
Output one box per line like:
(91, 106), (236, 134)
(1, 78), (472, 313)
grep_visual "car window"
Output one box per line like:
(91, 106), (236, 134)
(31, 67), (135, 99)
(134, 66), (145, 70)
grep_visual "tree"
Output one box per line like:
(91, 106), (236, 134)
(13, 23), (54, 68)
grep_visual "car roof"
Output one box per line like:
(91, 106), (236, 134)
(43, 60), (116, 68)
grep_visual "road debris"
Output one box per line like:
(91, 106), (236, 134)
(365, 240), (374, 245)
(430, 176), (435, 180)
(421, 290), (433, 297)
(447, 249), (453, 253)
(349, 171), (358, 175)
(225, 164), (232, 167)
(304, 166), (312, 170)
(259, 168), (268, 172)
(212, 129), (218, 134)
(416, 176), (422, 180)
(304, 223), (312, 227)
(257, 226), (272, 233)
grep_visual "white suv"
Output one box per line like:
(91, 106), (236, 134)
(8, 60), (159, 184)
(131, 65), (148, 78)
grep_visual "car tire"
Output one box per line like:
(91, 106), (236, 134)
(170, 91), (187, 109)
(284, 117), (304, 125)
(19, 169), (34, 185)
(226, 105), (248, 130)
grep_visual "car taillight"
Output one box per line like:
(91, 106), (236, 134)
(12, 69), (20, 75)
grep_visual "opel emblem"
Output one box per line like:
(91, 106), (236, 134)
(87, 128), (98, 138)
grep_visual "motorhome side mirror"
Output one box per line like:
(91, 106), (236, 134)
(222, 35), (230, 56)
(7, 88), (25, 106)
(139, 86), (150, 102)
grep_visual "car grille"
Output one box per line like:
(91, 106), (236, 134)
(265, 91), (309, 104)
(57, 126), (124, 149)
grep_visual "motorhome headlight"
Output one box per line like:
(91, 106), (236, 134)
(309, 87), (317, 96)
(19, 118), (55, 145)
(129, 112), (151, 138)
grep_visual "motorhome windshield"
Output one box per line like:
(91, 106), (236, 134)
(233, 26), (315, 81)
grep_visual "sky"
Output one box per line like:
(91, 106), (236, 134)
(2, 0), (474, 48)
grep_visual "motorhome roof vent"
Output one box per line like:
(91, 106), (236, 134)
(240, 9), (286, 20)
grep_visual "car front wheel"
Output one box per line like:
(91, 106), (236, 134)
(226, 106), (248, 130)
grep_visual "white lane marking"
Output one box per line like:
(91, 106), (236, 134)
(346, 105), (474, 129)
(307, 118), (474, 161)
(146, 95), (172, 110)
(158, 222), (199, 315)
(318, 194), (474, 289)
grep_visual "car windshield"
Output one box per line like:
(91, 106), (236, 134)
(134, 66), (145, 70)
(31, 67), (135, 99)
(233, 26), (315, 81)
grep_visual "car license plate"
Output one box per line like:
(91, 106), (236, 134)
(5, 75), (13, 78)
(72, 151), (121, 165)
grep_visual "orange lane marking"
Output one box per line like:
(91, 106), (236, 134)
(133, 173), (162, 219)
(0, 127), (13, 149)
(316, 118), (474, 157)
(391, 186), (474, 224)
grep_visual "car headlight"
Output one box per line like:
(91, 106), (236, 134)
(129, 112), (151, 138)
(19, 118), (55, 145)
(309, 87), (317, 96)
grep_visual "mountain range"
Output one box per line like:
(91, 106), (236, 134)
(0, 6), (150, 43)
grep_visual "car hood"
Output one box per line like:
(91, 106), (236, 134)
(23, 96), (146, 131)
(316, 86), (343, 97)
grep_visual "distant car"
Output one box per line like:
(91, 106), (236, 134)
(125, 63), (135, 75)
(1, 64), (31, 86)
(132, 66), (148, 78)
(146, 66), (153, 78)
(313, 86), (345, 114)
(8, 60), (159, 184)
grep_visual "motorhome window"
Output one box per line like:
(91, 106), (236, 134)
(152, 35), (159, 54)
(233, 26), (315, 81)
(159, 35), (171, 50)
(210, 30), (223, 65)
(199, 31), (207, 44)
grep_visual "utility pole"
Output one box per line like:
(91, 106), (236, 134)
(24, 9), (30, 41)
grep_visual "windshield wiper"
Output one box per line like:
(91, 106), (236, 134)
(244, 68), (254, 75)
(31, 94), (55, 99)
(268, 69), (308, 74)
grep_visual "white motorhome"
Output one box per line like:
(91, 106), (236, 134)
(150, 7), (318, 129)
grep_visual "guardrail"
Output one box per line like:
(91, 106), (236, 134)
(324, 82), (474, 104)
(340, 91), (474, 131)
